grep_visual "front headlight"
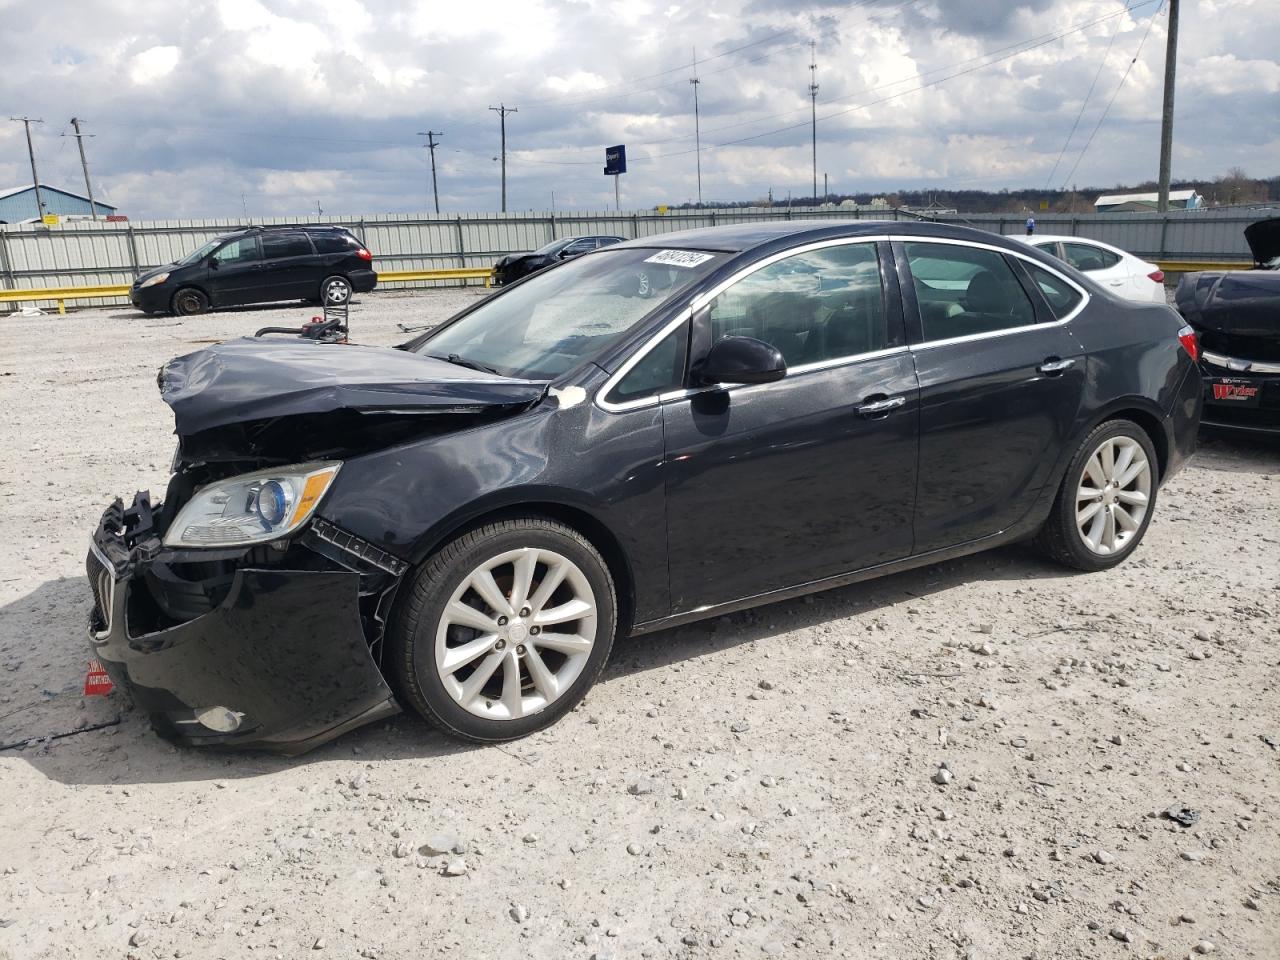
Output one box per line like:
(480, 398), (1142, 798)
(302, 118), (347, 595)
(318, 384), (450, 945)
(139, 272), (170, 288)
(163, 461), (341, 548)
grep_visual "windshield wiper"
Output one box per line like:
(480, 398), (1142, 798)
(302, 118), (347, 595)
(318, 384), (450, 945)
(427, 353), (504, 376)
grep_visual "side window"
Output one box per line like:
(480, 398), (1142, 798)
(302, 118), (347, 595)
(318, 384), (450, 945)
(562, 239), (594, 257)
(1024, 262), (1083, 319)
(213, 236), (260, 264)
(597, 237), (622, 248)
(707, 243), (889, 366)
(606, 322), (688, 404)
(262, 233), (313, 259)
(904, 242), (1037, 341)
(1062, 242), (1119, 272)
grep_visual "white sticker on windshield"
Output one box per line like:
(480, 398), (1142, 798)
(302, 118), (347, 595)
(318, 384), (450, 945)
(643, 249), (715, 268)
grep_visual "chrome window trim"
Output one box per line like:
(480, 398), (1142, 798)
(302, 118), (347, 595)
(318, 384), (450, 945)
(597, 236), (892, 413)
(1202, 350), (1280, 374)
(892, 234), (1090, 350)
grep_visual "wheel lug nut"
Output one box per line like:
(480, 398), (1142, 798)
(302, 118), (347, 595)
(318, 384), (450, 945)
(516, 645), (526, 655)
(530, 626), (540, 635)
(495, 639), (506, 650)
(497, 616), (508, 626)
(520, 606), (531, 617)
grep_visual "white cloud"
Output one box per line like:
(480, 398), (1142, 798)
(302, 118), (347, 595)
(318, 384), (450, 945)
(128, 45), (181, 85)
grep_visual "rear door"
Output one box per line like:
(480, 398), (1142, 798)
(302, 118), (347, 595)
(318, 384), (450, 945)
(206, 235), (262, 305)
(659, 238), (920, 610)
(899, 238), (1086, 552)
(258, 232), (318, 301)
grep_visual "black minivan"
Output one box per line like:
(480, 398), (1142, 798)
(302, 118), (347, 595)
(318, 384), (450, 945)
(130, 225), (377, 315)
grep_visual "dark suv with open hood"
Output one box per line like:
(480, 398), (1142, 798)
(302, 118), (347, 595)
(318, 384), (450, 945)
(130, 225), (377, 316)
(1175, 216), (1280, 434)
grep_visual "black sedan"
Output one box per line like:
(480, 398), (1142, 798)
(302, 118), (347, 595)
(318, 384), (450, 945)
(492, 234), (625, 285)
(87, 220), (1201, 753)
(1174, 216), (1280, 434)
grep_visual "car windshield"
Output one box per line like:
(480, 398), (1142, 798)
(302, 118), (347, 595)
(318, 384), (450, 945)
(176, 239), (225, 265)
(533, 238), (573, 256)
(416, 247), (724, 379)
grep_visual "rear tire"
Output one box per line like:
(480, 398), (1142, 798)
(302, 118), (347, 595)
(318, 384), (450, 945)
(388, 517), (617, 743)
(171, 288), (209, 316)
(1035, 419), (1159, 571)
(320, 275), (352, 306)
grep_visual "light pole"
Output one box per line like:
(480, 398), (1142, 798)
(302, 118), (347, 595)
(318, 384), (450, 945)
(1157, 0), (1179, 212)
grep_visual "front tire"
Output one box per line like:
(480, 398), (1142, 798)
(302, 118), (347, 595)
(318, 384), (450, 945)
(171, 287), (209, 316)
(1035, 419), (1159, 571)
(388, 518), (617, 742)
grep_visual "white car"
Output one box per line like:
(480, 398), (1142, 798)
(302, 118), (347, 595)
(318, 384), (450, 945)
(1017, 235), (1166, 304)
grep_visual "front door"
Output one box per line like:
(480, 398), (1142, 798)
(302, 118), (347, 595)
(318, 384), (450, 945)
(662, 239), (920, 612)
(206, 235), (262, 306)
(898, 239), (1086, 552)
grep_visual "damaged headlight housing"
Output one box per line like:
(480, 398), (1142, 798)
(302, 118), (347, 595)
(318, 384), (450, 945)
(163, 462), (341, 548)
(139, 272), (170, 288)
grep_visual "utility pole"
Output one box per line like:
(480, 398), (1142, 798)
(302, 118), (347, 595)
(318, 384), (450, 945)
(809, 41), (819, 203)
(823, 173), (828, 200)
(1157, 0), (1179, 212)
(68, 117), (99, 219)
(488, 105), (517, 213)
(418, 130), (443, 214)
(690, 49), (703, 206)
(8, 117), (46, 218)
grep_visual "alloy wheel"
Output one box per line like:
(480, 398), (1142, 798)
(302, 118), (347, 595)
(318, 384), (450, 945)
(324, 278), (351, 303)
(1074, 435), (1152, 555)
(435, 547), (597, 720)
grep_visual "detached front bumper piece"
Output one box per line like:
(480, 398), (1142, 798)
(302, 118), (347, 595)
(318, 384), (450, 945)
(86, 493), (400, 754)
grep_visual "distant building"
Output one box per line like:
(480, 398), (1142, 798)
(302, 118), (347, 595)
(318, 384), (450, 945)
(1094, 189), (1202, 213)
(0, 184), (118, 223)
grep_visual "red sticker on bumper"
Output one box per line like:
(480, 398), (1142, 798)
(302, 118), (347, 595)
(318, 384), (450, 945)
(84, 660), (115, 697)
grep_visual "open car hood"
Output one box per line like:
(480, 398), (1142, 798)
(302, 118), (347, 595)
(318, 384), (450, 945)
(159, 337), (547, 437)
(1244, 217), (1280, 267)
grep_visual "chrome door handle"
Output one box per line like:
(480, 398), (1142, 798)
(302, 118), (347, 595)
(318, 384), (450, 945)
(1038, 357), (1076, 374)
(856, 395), (906, 416)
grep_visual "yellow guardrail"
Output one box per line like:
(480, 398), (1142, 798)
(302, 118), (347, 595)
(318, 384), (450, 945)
(1155, 260), (1251, 272)
(0, 284), (131, 314)
(0, 267), (496, 314)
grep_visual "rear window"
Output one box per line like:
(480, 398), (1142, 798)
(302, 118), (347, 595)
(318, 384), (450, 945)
(1062, 242), (1120, 272)
(312, 233), (360, 254)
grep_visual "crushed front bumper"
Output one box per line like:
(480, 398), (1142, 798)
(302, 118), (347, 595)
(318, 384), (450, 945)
(86, 493), (400, 754)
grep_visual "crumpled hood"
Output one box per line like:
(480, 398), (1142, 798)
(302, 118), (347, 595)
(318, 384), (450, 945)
(1244, 217), (1280, 266)
(159, 337), (547, 436)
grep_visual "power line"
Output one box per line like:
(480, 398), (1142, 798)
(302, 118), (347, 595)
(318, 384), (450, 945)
(1059, 2), (1164, 189)
(1045, 1), (1130, 187)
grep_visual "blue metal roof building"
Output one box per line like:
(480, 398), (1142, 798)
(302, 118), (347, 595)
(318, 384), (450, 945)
(0, 184), (117, 223)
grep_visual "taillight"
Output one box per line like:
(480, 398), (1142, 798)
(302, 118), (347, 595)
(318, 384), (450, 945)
(1148, 269), (1165, 283)
(356, 248), (373, 261)
(1177, 324), (1199, 362)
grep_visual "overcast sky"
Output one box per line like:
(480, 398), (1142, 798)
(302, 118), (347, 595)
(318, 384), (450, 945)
(1, 0), (1277, 219)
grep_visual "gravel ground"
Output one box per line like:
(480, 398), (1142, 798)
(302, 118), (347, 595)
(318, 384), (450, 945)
(1, 289), (1278, 960)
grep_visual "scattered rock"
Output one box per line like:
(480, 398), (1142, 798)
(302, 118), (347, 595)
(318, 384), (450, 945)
(419, 834), (461, 857)
(626, 842), (641, 856)
(443, 857), (467, 877)
(1093, 850), (1114, 865)
(509, 904), (528, 924)
(1194, 941), (1216, 955)
(933, 768), (953, 786)
(1109, 928), (1132, 943)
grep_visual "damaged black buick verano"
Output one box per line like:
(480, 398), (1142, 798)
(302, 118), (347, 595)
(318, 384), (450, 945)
(87, 221), (1202, 753)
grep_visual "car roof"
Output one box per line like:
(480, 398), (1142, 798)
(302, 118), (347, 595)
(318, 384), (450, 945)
(611, 218), (1032, 255)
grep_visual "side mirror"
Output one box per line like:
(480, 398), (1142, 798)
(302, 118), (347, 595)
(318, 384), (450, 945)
(695, 336), (786, 386)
